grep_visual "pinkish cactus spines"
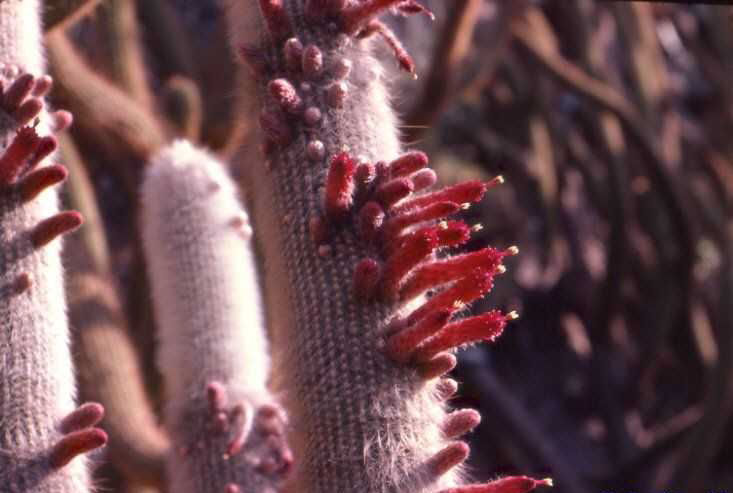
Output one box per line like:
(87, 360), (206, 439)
(222, 2), (553, 492)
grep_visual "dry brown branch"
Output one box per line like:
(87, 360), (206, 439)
(62, 133), (170, 487)
(47, 30), (167, 162)
(591, 406), (702, 483)
(526, 6), (636, 462)
(104, 0), (156, 110)
(160, 75), (203, 141)
(663, 230), (733, 491)
(513, 7), (696, 338)
(512, 17), (637, 121)
(135, 0), (196, 78)
(611, 2), (669, 122)
(457, 363), (589, 493)
(44, 0), (103, 32)
(403, 0), (482, 141)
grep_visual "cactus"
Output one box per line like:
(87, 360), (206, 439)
(141, 140), (293, 493)
(0, 1), (107, 487)
(222, 2), (552, 493)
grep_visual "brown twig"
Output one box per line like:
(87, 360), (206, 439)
(135, 0), (197, 78)
(160, 75), (203, 141)
(104, 0), (156, 110)
(513, 7), (696, 351)
(456, 362), (589, 493)
(61, 133), (170, 487)
(44, 0), (103, 32)
(47, 30), (167, 164)
(403, 0), (482, 142)
(526, 6), (636, 462)
(589, 405), (702, 485)
(611, 2), (669, 123)
(663, 227), (733, 491)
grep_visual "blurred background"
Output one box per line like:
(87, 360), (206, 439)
(46, 1), (732, 492)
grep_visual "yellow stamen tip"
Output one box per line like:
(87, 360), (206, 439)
(506, 245), (519, 256)
(506, 310), (519, 320)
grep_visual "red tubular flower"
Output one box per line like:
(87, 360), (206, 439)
(382, 201), (460, 242)
(385, 308), (452, 362)
(413, 310), (515, 363)
(358, 201), (385, 243)
(325, 152), (358, 222)
(394, 178), (502, 214)
(407, 268), (495, 326)
(0, 126), (41, 185)
(439, 476), (554, 493)
(389, 150), (428, 178)
(381, 228), (438, 300)
(376, 176), (414, 209)
(400, 247), (511, 300)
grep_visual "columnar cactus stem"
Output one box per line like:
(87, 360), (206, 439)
(0, 0), (44, 82)
(1, 2), (107, 491)
(0, 7), (107, 485)
(141, 140), (292, 493)
(223, 2), (553, 492)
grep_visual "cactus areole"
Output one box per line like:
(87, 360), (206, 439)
(225, 1), (553, 492)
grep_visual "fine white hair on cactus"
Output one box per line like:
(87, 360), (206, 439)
(0, 0), (44, 77)
(0, 1), (106, 491)
(218, 2), (545, 493)
(142, 140), (292, 493)
(142, 139), (268, 396)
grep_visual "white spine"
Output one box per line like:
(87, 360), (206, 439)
(0, 1), (91, 491)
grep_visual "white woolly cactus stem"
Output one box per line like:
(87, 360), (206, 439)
(222, 2), (553, 493)
(0, 0), (44, 78)
(0, 2), (106, 491)
(141, 140), (293, 493)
